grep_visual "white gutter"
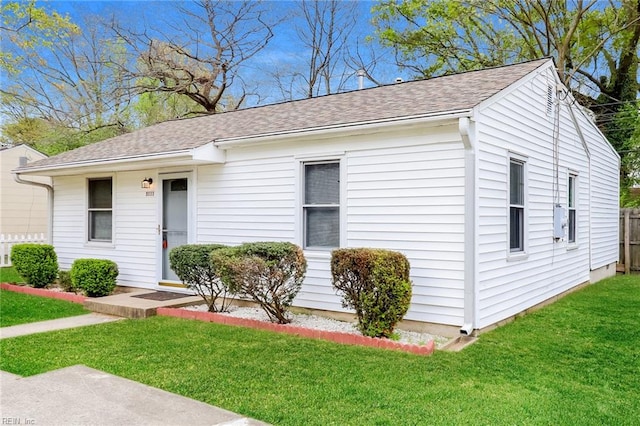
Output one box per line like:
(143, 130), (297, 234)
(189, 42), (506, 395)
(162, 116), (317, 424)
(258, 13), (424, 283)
(215, 110), (473, 148)
(459, 116), (477, 336)
(12, 173), (54, 244)
(16, 143), (225, 176)
(13, 149), (194, 174)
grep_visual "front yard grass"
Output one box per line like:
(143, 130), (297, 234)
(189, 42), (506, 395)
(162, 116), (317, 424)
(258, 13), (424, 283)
(0, 266), (25, 284)
(1, 275), (638, 425)
(0, 289), (88, 327)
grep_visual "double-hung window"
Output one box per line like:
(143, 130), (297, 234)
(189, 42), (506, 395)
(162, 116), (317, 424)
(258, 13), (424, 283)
(88, 178), (113, 242)
(509, 158), (525, 253)
(303, 161), (340, 249)
(568, 174), (577, 243)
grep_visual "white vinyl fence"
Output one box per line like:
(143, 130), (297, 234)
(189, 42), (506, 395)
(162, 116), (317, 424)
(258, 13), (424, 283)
(0, 233), (48, 267)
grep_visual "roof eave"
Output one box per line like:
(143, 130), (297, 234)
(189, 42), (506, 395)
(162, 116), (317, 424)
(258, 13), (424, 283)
(215, 109), (474, 148)
(14, 142), (225, 176)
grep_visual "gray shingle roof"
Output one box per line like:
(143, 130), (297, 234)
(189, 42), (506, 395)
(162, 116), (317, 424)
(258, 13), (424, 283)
(20, 59), (550, 170)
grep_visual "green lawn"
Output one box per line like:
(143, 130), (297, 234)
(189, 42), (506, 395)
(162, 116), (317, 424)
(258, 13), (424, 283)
(0, 289), (88, 327)
(0, 266), (25, 283)
(1, 275), (638, 425)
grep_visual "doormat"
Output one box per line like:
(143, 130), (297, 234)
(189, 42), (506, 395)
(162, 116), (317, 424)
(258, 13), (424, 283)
(131, 291), (190, 301)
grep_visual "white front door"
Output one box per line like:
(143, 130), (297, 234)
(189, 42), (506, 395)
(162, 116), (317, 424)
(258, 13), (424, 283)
(161, 177), (189, 282)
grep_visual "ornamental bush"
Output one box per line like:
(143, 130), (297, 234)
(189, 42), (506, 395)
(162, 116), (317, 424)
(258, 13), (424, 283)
(70, 258), (119, 297)
(57, 270), (77, 293)
(170, 244), (232, 312)
(212, 242), (307, 324)
(331, 248), (412, 338)
(10, 244), (58, 288)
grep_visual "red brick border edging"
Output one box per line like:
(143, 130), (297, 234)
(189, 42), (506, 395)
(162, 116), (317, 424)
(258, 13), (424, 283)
(157, 307), (435, 356)
(1, 282), (87, 304)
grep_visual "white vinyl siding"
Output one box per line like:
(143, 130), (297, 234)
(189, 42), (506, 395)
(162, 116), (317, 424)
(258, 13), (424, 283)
(345, 141), (466, 325)
(475, 64), (591, 328)
(581, 112), (620, 269)
(196, 157), (297, 245)
(53, 171), (158, 287)
(197, 127), (467, 326)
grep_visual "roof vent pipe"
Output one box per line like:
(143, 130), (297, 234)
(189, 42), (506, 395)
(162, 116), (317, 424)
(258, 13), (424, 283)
(357, 69), (365, 90)
(395, 77), (403, 83)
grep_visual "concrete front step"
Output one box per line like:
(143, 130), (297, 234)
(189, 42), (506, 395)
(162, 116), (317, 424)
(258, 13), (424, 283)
(84, 289), (202, 318)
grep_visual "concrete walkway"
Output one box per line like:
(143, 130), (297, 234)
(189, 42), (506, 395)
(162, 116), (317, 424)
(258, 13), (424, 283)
(0, 310), (270, 425)
(0, 313), (122, 339)
(1, 365), (268, 425)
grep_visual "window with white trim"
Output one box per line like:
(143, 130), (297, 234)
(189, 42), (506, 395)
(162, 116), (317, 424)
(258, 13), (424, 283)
(568, 174), (577, 243)
(303, 161), (340, 249)
(509, 158), (525, 252)
(88, 178), (112, 242)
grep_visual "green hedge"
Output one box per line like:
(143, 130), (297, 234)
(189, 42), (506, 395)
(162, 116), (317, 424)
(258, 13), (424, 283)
(71, 258), (118, 297)
(331, 248), (412, 338)
(10, 244), (58, 288)
(212, 242), (307, 324)
(169, 244), (231, 312)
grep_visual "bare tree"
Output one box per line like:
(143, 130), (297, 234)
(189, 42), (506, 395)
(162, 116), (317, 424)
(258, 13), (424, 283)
(112, 0), (276, 113)
(1, 14), (130, 132)
(272, 0), (360, 100)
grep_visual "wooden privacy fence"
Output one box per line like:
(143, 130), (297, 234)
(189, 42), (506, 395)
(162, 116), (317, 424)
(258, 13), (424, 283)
(619, 209), (640, 274)
(0, 233), (48, 267)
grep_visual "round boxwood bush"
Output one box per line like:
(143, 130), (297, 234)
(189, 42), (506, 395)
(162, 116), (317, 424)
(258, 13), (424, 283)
(331, 248), (412, 338)
(71, 258), (119, 297)
(10, 244), (58, 288)
(169, 244), (231, 312)
(213, 241), (307, 324)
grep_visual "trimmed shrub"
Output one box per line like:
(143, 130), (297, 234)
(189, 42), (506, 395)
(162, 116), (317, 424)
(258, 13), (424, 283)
(71, 258), (119, 297)
(169, 244), (232, 312)
(57, 270), (77, 293)
(212, 242), (307, 324)
(10, 244), (58, 288)
(331, 248), (412, 338)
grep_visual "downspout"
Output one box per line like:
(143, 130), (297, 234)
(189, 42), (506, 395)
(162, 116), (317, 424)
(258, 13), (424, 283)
(459, 116), (476, 336)
(13, 171), (54, 244)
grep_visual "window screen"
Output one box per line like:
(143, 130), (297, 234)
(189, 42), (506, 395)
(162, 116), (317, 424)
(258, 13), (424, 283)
(303, 162), (339, 248)
(88, 178), (112, 242)
(509, 159), (525, 252)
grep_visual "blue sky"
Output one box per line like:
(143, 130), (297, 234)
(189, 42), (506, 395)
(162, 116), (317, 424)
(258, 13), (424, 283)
(43, 0), (401, 104)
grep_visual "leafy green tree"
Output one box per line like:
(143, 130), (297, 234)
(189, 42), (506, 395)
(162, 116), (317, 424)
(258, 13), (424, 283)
(0, 116), (124, 156)
(373, 0), (639, 198)
(0, 0), (78, 74)
(131, 79), (207, 127)
(373, 0), (638, 106)
(1, 10), (131, 154)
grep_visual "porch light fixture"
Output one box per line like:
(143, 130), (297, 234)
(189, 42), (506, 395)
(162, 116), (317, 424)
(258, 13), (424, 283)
(141, 178), (153, 189)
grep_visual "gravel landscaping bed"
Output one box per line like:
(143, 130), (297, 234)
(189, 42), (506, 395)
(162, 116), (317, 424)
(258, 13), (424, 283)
(184, 304), (451, 349)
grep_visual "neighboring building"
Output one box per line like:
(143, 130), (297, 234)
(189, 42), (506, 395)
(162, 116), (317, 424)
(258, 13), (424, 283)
(14, 59), (619, 335)
(0, 145), (50, 237)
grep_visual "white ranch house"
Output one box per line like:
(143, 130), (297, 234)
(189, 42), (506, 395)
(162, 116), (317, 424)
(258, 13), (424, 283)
(14, 59), (619, 335)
